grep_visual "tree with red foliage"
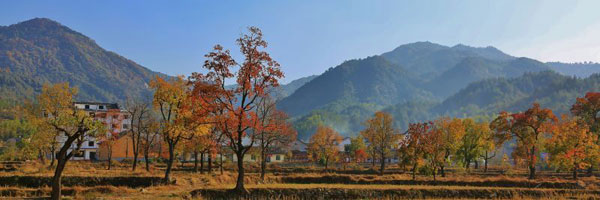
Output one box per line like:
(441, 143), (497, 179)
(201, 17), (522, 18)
(189, 27), (284, 193)
(490, 103), (557, 179)
(399, 122), (432, 180)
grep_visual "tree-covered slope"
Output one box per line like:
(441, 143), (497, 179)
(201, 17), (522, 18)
(0, 18), (165, 103)
(278, 56), (432, 116)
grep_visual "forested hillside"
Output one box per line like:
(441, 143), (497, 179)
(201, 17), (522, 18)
(0, 18), (165, 103)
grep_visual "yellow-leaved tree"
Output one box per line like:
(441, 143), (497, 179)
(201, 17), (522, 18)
(546, 115), (600, 179)
(360, 111), (399, 175)
(308, 125), (343, 170)
(34, 83), (106, 200)
(149, 76), (210, 183)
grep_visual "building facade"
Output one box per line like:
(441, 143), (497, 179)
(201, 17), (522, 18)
(54, 102), (131, 161)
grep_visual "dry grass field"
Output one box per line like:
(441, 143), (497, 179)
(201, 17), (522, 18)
(0, 161), (599, 199)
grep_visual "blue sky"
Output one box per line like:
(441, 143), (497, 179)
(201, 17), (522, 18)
(2, 0), (600, 82)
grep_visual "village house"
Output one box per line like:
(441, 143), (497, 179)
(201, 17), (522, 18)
(53, 102), (131, 161)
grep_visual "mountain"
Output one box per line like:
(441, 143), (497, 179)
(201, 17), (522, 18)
(277, 55), (432, 117)
(383, 71), (600, 131)
(0, 18), (165, 103)
(282, 42), (553, 138)
(546, 62), (600, 77)
(424, 57), (549, 97)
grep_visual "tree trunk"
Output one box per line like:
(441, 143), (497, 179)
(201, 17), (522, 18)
(324, 158), (328, 170)
(474, 160), (479, 169)
(233, 151), (247, 193)
(164, 143), (175, 183)
(220, 152), (224, 175)
(49, 148), (56, 168)
(193, 151), (199, 172)
(432, 167), (436, 181)
(107, 147), (112, 170)
(412, 163), (417, 180)
(573, 166), (578, 180)
(260, 150), (266, 180)
(208, 151), (212, 173)
(144, 148), (150, 172)
(529, 146), (536, 179)
(379, 153), (385, 176)
(529, 165), (536, 179)
(132, 148), (138, 171)
(200, 152), (205, 173)
(466, 159), (471, 169)
(440, 166), (445, 177)
(51, 157), (68, 200)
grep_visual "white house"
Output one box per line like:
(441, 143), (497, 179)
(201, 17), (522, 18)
(53, 102), (131, 160)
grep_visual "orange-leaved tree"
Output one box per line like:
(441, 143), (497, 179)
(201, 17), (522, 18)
(308, 125), (343, 170)
(360, 111), (399, 175)
(433, 117), (465, 177)
(545, 115), (600, 179)
(571, 92), (600, 173)
(188, 27), (284, 193)
(490, 103), (556, 179)
(422, 124), (445, 181)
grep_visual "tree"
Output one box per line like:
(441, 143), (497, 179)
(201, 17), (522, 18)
(142, 118), (160, 172)
(360, 111), (399, 175)
(189, 27), (284, 193)
(255, 97), (296, 180)
(345, 135), (367, 163)
(456, 118), (485, 170)
(150, 76), (208, 183)
(422, 125), (445, 181)
(433, 117), (465, 177)
(308, 125), (343, 170)
(546, 115), (600, 179)
(400, 122), (430, 180)
(490, 103), (557, 179)
(100, 109), (125, 170)
(571, 92), (600, 173)
(479, 121), (497, 173)
(126, 98), (152, 171)
(35, 83), (105, 200)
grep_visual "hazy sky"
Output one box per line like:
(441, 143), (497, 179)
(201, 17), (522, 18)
(2, 0), (600, 82)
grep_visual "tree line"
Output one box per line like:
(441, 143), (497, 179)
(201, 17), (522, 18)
(307, 93), (600, 181)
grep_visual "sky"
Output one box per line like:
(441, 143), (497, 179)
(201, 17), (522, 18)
(1, 0), (600, 83)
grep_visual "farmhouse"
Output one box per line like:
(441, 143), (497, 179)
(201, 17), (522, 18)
(52, 102), (131, 161)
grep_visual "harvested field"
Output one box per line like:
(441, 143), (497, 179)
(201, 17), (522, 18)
(0, 175), (163, 188)
(192, 184), (600, 199)
(277, 174), (592, 189)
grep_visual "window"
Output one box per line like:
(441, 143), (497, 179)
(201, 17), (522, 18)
(99, 105), (104, 110)
(85, 105), (90, 109)
(88, 141), (94, 147)
(123, 124), (130, 129)
(276, 155), (281, 160)
(251, 155), (256, 160)
(73, 151), (84, 157)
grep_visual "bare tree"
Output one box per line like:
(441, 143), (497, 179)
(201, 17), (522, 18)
(126, 97), (152, 171)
